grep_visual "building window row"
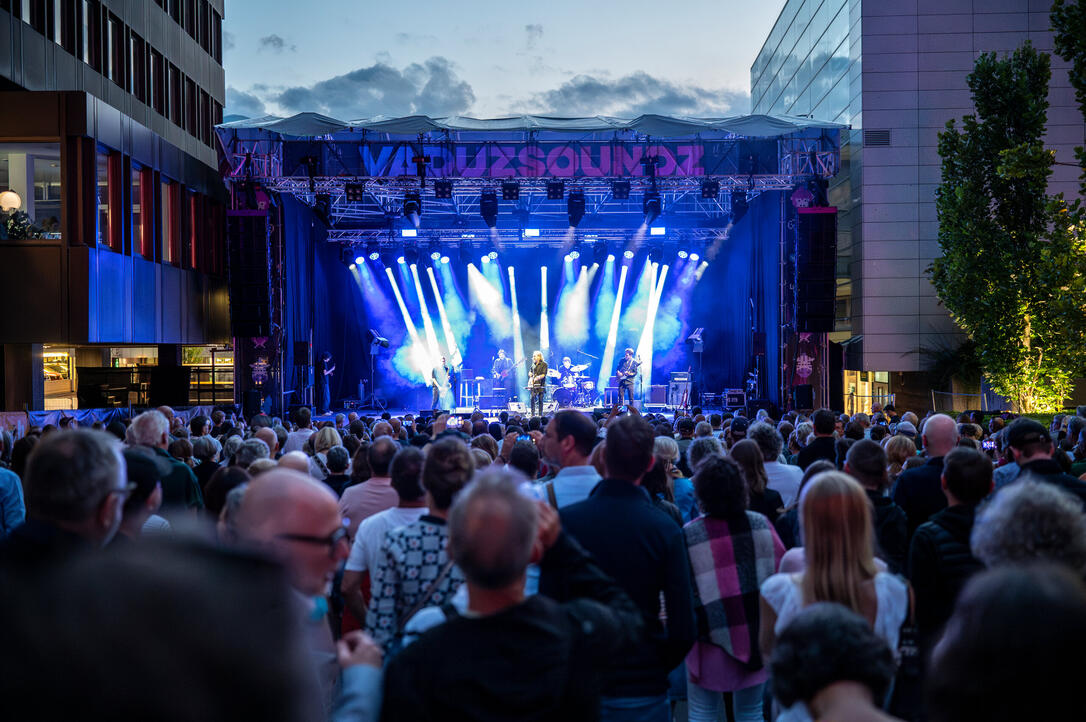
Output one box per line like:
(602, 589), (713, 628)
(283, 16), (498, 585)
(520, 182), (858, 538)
(152, 0), (222, 62)
(2, 0), (224, 150)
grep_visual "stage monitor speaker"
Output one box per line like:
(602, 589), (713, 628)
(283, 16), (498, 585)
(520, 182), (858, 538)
(793, 384), (814, 410)
(228, 211), (272, 338)
(649, 385), (667, 404)
(795, 208), (837, 333)
(148, 366), (191, 407)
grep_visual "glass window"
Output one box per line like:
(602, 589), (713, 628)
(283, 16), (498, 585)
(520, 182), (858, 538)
(161, 179), (174, 264)
(96, 149), (109, 246)
(0, 142), (63, 240)
(131, 164), (142, 256)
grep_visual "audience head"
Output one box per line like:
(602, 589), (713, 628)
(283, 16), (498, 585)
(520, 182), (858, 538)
(389, 446), (425, 502)
(604, 416), (655, 483)
(204, 465), (251, 518)
(693, 453), (748, 519)
(192, 435), (222, 464)
(254, 427), (278, 456)
(730, 439), (769, 495)
(311, 426), (340, 455)
(971, 481), (1086, 575)
(127, 410), (170, 449)
(677, 417), (695, 438)
(367, 435), (399, 477)
(247, 458), (278, 476)
(940, 447), (993, 505)
(652, 435), (680, 464)
(800, 472), (878, 611)
(119, 446), (165, 525)
(275, 451), (309, 475)
(748, 421), (784, 462)
(24, 430), (126, 547)
(927, 564), (1086, 722)
(843, 439), (888, 491)
(448, 468), (539, 590)
(921, 414), (959, 457)
(687, 435), (724, 472)
(694, 421), (713, 438)
(1005, 418), (1055, 461)
(291, 406), (312, 429)
(234, 438), (271, 469)
(508, 440), (540, 480)
(812, 409), (836, 436)
(236, 470), (348, 595)
(770, 603), (897, 714)
(541, 410), (598, 468)
(422, 437), (474, 511)
(325, 446), (350, 474)
(168, 438), (193, 464)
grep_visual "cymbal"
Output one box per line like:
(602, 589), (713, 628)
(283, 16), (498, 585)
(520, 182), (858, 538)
(571, 364), (589, 372)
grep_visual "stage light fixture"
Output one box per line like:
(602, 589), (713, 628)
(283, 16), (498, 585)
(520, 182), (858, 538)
(607, 254), (616, 262)
(611, 180), (630, 200)
(344, 182), (366, 203)
(481, 255), (491, 264)
(650, 226), (666, 236)
(690, 253), (700, 261)
(440, 255), (450, 264)
(401, 228), (418, 238)
(523, 228), (540, 237)
(643, 190), (662, 225)
(313, 194), (332, 227)
(623, 249), (635, 259)
(564, 254), (573, 262)
(397, 255), (406, 264)
(731, 191), (748, 223)
(354, 255), (364, 265)
(567, 190), (586, 227)
(434, 179), (454, 199)
(479, 191), (499, 228)
(430, 251), (441, 260)
(700, 180), (720, 199)
(368, 251), (380, 261)
(569, 249), (580, 259)
(678, 250), (689, 259)
(547, 181), (565, 200)
(502, 181), (520, 201)
(488, 251), (498, 260)
(403, 191), (422, 219)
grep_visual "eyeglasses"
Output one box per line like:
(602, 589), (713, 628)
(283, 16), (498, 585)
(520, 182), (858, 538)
(276, 526), (349, 558)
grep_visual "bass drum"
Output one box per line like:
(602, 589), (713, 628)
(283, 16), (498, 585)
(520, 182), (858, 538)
(553, 387), (575, 407)
(577, 380), (600, 406)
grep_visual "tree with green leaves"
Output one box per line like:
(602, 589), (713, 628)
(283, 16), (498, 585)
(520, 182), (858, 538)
(1052, 0), (1086, 195)
(931, 43), (1086, 412)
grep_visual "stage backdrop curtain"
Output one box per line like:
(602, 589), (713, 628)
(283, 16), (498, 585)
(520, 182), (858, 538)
(281, 196), (370, 409)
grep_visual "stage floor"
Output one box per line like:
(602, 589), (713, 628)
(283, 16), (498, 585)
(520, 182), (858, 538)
(313, 403), (727, 425)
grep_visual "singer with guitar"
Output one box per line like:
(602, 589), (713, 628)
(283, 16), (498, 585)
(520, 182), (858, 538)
(528, 350), (548, 417)
(615, 347), (641, 409)
(431, 356), (450, 411)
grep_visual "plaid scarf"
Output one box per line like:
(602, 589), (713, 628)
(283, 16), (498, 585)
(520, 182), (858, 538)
(684, 512), (784, 667)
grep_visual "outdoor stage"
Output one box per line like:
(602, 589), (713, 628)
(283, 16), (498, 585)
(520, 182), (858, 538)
(217, 114), (845, 417)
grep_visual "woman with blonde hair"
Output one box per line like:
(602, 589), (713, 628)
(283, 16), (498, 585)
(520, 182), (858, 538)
(307, 425), (342, 480)
(884, 434), (917, 485)
(758, 472), (909, 721)
(731, 439), (784, 522)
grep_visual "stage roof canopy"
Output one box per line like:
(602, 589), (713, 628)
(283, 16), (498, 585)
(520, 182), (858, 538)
(219, 112), (846, 139)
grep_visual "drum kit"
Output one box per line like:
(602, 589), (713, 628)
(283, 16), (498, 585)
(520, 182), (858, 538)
(547, 364), (599, 407)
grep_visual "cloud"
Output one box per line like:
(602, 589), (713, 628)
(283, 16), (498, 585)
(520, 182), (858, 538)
(395, 32), (438, 44)
(521, 71), (749, 117)
(258, 34), (295, 53)
(223, 31), (235, 51)
(225, 86), (267, 118)
(274, 57), (475, 119)
(524, 24), (543, 49)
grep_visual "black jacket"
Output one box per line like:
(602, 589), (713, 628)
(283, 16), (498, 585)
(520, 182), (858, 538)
(797, 436), (836, 470)
(867, 490), (908, 575)
(1016, 458), (1086, 509)
(892, 456), (947, 541)
(907, 504), (984, 650)
(750, 488), (784, 523)
(540, 478), (696, 698)
(382, 532), (643, 721)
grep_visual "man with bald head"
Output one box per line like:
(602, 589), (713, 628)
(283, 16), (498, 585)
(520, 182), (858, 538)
(278, 451), (312, 475)
(254, 427), (280, 459)
(236, 469), (382, 721)
(381, 469), (643, 719)
(892, 413), (960, 541)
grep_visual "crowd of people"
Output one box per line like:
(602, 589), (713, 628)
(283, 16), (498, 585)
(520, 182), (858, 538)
(2, 399), (1085, 721)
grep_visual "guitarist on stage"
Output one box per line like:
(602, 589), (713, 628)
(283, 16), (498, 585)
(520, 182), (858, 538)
(431, 356), (450, 411)
(528, 350), (548, 417)
(615, 347), (641, 409)
(491, 348), (514, 402)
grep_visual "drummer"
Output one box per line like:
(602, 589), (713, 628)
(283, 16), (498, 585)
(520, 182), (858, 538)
(556, 356), (577, 387)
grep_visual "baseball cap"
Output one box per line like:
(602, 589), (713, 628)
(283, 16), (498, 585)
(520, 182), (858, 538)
(731, 417), (750, 434)
(895, 421), (917, 438)
(1006, 418), (1052, 449)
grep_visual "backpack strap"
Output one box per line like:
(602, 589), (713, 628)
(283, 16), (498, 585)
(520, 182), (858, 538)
(545, 480), (558, 510)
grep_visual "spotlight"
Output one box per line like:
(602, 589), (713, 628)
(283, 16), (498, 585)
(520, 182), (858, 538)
(523, 228), (540, 237)
(366, 241), (380, 261)
(482, 255), (491, 264)
(488, 251), (498, 260)
(397, 256), (406, 264)
(401, 228), (418, 238)
(564, 254), (573, 262)
(479, 191), (499, 228)
(313, 193), (332, 227)
(690, 253), (700, 261)
(731, 191), (748, 223)
(611, 180), (630, 200)
(368, 251), (380, 261)
(650, 226), (666, 236)
(678, 250), (689, 259)
(567, 190), (586, 227)
(700, 180), (720, 199)
(569, 250), (580, 259)
(607, 254), (615, 261)
(623, 249), (635, 259)
(434, 179), (453, 199)
(440, 255), (450, 264)
(502, 181), (520, 201)
(430, 251), (441, 260)
(403, 191), (422, 220)
(643, 190), (662, 225)
(546, 181), (565, 200)
(344, 182), (366, 203)
(354, 255), (364, 265)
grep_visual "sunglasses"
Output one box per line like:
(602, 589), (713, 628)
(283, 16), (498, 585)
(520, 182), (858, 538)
(276, 526), (349, 558)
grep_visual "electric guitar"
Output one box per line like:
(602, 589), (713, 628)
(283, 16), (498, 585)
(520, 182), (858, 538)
(493, 356), (526, 380)
(616, 356), (642, 381)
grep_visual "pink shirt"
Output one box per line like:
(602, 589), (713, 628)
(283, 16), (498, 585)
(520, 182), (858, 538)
(338, 477), (400, 537)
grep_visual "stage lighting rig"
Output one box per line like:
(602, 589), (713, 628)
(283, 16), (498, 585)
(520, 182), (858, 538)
(730, 191), (748, 223)
(479, 191), (499, 228)
(434, 179), (454, 199)
(546, 181), (565, 200)
(611, 180), (630, 200)
(567, 190), (586, 227)
(313, 194), (332, 227)
(700, 180), (720, 199)
(404, 248), (419, 266)
(643, 190), (662, 226)
(502, 181), (520, 201)
(344, 182), (366, 203)
(403, 191), (422, 224)
(366, 242), (380, 261)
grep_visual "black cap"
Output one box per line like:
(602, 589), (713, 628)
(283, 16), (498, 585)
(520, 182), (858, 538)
(1006, 418), (1051, 449)
(123, 447), (172, 502)
(731, 417), (750, 434)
